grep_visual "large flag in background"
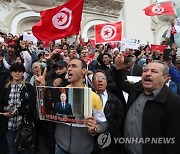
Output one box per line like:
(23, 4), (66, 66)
(32, 0), (84, 41)
(95, 21), (122, 44)
(143, 2), (175, 16)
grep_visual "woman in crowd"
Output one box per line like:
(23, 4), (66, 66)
(0, 63), (36, 154)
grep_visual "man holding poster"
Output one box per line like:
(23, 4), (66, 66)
(55, 59), (107, 154)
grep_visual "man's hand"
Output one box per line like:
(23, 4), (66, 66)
(35, 75), (46, 86)
(164, 56), (173, 68)
(53, 78), (62, 87)
(34, 67), (47, 86)
(86, 116), (100, 134)
(114, 52), (124, 70)
(50, 49), (61, 58)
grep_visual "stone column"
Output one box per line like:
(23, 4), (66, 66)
(174, 0), (180, 17)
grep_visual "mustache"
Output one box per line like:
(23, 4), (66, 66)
(144, 76), (152, 81)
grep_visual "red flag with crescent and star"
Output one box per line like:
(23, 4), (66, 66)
(143, 2), (175, 16)
(32, 0), (84, 41)
(95, 21), (122, 44)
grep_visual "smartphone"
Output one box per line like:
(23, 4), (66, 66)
(163, 49), (172, 61)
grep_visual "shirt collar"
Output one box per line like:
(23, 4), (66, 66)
(11, 81), (23, 87)
(142, 86), (163, 97)
(96, 90), (107, 96)
(103, 90), (108, 96)
(153, 87), (162, 97)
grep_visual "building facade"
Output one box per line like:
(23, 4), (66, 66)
(0, 0), (179, 44)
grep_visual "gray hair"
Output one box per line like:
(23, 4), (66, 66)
(32, 61), (41, 69)
(147, 60), (169, 75)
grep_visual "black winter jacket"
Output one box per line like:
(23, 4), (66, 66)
(0, 82), (36, 131)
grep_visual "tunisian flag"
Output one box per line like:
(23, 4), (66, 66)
(95, 21), (122, 44)
(151, 44), (166, 52)
(83, 54), (95, 66)
(143, 2), (175, 16)
(32, 0), (84, 41)
(88, 38), (96, 47)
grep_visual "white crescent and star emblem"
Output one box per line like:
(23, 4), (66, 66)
(152, 5), (164, 14)
(100, 25), (116, 40)
(52, 7), (72, 29)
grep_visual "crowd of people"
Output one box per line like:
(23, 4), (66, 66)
(0, 31), (180, 154)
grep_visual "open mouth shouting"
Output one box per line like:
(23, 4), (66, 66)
(143, 77), (152, 85)
(67, 72), (73, 80)
(97, 83), (104, 88)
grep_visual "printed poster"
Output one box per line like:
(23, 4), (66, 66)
(36, 86), (92, 124)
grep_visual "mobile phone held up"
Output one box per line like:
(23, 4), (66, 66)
(163, 49), (172, 61)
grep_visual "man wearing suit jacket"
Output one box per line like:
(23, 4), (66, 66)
(55, 93), (73, 115)
(92, 69), (123, 154)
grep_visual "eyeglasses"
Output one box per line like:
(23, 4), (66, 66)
(94, 76), (106, 80)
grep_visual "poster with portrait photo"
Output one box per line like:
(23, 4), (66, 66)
(36, 86), (92, 124)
